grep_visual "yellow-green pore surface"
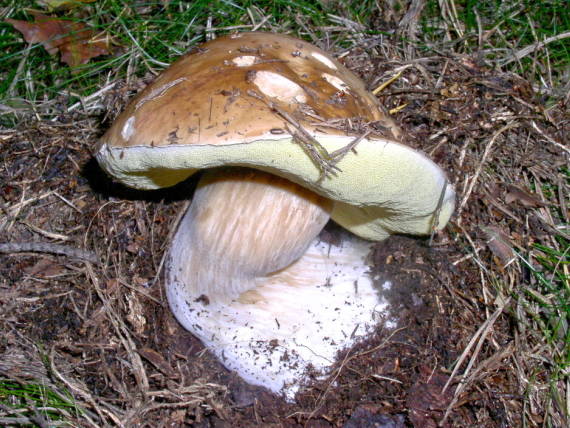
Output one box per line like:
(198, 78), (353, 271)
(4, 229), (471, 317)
(95, 32), (455, 241)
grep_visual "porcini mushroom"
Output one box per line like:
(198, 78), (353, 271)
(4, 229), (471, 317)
(95, 32), (455, 398)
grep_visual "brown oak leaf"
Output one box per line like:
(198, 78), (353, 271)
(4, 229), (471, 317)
(504, 184), (547, 208)
(481, 225), (516, 267)
(6, 12), (110, 67)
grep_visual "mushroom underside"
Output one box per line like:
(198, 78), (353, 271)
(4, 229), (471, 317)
(166, 168), (390, 398)
(96, 136), (456, 242)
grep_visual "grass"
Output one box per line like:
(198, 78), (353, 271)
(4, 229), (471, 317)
(512, 168), (569, 426)
(516, 242), (569, 426)
(1, 0), (568, 125)
(0, 377), (79, 426)
(422, 0), (570, 96)
(0, 0), (341, 126)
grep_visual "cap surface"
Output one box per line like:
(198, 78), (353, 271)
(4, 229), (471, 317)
(96, 31), (455, 240)
(97, 32), (399, 153)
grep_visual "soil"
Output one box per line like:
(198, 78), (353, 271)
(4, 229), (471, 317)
(1, 34), (568, 428)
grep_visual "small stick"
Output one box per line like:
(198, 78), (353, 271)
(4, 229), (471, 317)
(530, 120), (570, 155)
(328, 130), (370, 163)
(439, 300), (510, 425)
(0, 242), (98, 263)
(246, 89), (339, 178)
(0, 403), (50, 428)
(428, 179), (449, 246)
(372, 70), (403, 95)
(457, 122), (516, 215)
(285, 125), (339, 181)
(247, 89), (374, 180)
(501, 31), (570, 66)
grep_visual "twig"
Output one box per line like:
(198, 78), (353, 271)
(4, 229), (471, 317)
(0, 416), (36, 426)
(440, 299), (511, 425)
(372, 71), (403, 95)
(27, 401), (51, 428)
(457, 122), (516, 215)
(84, 263), (150, 396)
(296, 327), (404, 422)
(204, 24), (253, 32)
(500, 31), (570, 66)
(0, 403), (49, 428)
(530, 120), (570, 156)
(250, 13), (271, 32)
(285, 123), (340, 181)
(429, 179), (450, 246)
(0, 242), (98, 263)
(135, 78), (187, 110)
(22, 222), (71, 241)
(328, 130), (370, 162)
(246, 89), (340, 179)
(48, 349), (111, 428)
(64, 82), (118, 114)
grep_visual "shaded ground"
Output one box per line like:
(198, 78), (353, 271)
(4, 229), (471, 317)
(1, 31), (568, 428)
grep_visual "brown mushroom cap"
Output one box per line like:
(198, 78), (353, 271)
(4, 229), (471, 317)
(96, 32), (400, 153)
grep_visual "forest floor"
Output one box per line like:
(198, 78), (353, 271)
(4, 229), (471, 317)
(1, 1), (568, 427)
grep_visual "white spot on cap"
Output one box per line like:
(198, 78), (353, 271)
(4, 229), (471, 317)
(122, 116), (136, 140)
(322, 73), (349, 91)
(253, 71), (307, 103)
(233, 56), (257, 67)
(311, 52), (337, 70)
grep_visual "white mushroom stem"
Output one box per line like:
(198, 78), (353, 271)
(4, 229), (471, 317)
(168, 168), (332, 302)
(166, 168), (389, 397)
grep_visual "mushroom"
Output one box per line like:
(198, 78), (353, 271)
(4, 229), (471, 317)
(95, 32), (455, 398)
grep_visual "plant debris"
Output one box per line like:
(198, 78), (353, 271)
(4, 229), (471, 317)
(6, 12), (110, 67)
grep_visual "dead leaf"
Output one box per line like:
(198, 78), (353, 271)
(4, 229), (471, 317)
(24, 258), (65, 277)
(406, 368), (454, 428)
(137, 347), (178, 379)
(481, 225), (516, 267)
(38, 0), (96, 11)
(504, 184), (547, 208)
(6, 12), (110, 67)
(166, 409), (186, 426)
(103, 278), (120, 293)
(126, 241), (139, 254)
(126, 293), (146, 334)
(440, 83), (460, 98)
